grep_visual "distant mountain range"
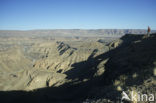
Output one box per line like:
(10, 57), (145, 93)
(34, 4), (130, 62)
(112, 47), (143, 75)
(0, 29), (156, 37)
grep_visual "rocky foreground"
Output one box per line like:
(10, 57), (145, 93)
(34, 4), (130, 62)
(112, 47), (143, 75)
(0, 33), (156, 103)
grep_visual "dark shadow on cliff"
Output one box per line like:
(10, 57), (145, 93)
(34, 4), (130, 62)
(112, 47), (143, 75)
(0, 33), (156, 103)
(102, 33), (156, 86)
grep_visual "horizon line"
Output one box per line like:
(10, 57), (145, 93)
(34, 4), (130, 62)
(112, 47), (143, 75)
(0, 28), (156, 31)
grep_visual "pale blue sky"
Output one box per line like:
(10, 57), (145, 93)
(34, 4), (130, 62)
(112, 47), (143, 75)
(0, 0), (156, 30)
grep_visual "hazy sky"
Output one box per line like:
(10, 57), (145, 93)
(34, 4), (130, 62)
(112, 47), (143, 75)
(0, 0), (156, 30)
